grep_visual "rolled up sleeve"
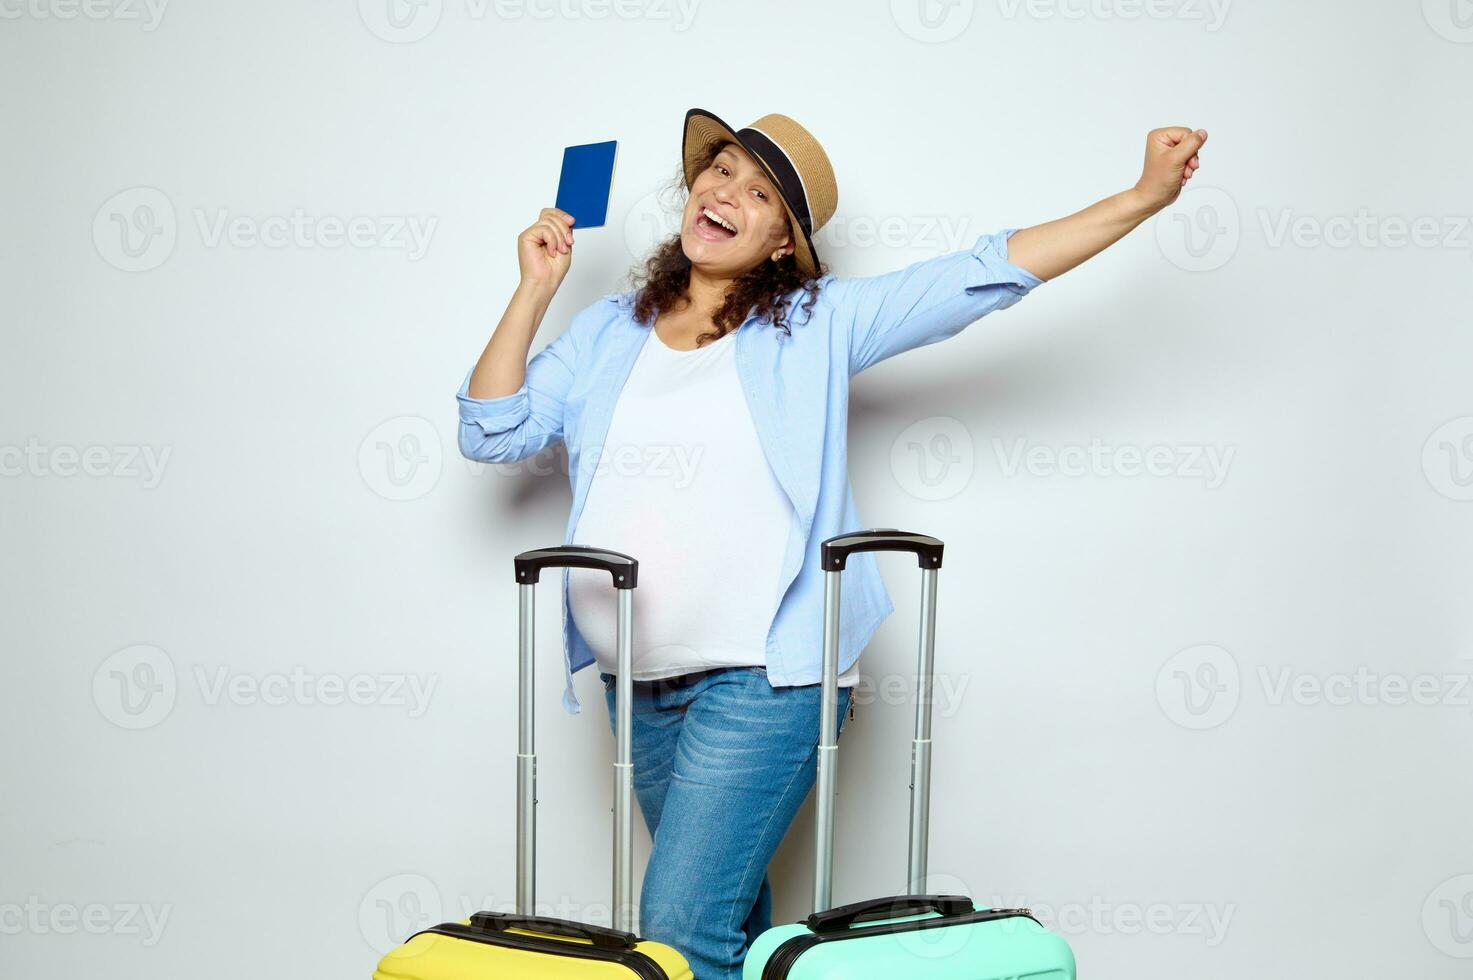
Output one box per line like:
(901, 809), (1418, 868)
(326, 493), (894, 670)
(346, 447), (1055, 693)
(833, 228), (1044, 376)
(456, 323), (578, 464)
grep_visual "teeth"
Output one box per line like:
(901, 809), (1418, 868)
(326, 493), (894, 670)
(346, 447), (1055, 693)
(702, 207), (738, 234)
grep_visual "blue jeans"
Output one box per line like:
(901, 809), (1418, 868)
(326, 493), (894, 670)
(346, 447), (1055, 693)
(599, 665), (852, 980)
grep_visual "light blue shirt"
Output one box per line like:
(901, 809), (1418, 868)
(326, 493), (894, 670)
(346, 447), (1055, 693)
(457, 229), (1043, 714)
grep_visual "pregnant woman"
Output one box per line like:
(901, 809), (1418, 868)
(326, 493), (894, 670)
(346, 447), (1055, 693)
(458, 108), (1206, 979)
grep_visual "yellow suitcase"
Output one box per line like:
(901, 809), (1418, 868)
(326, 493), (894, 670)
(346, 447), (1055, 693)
(372, 546), (694, 980)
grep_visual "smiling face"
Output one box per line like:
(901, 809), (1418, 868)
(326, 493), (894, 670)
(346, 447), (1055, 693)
(680, 141), (794, 278)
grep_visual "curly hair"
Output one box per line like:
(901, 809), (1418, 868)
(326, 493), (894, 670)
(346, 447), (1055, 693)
(630, 139), (826, 348)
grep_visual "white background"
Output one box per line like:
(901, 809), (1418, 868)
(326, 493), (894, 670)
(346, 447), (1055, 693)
(3, 1), (1472, 977)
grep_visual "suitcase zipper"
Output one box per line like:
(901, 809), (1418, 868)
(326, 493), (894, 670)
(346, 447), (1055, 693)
(759, 907), (1038, 980)
(413, 922), (672, 980)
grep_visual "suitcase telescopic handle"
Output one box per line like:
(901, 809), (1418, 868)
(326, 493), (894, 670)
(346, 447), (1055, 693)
(813, 528), (945, 915)
(514, 545), (639, 588)
(820, 528), (944, 571)
(512, 544), (640, 936)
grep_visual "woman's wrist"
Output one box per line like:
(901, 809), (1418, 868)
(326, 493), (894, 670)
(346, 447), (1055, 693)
(1121, 184), (1166, 221)
(515, 277), (561, 305)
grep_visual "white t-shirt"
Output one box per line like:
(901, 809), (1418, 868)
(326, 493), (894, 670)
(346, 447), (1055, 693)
(567, 325), (859, 686)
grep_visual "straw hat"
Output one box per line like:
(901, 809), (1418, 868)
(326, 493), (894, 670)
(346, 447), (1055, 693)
(681, 107), (838, 278)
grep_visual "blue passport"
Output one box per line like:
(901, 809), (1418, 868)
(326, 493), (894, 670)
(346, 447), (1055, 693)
(554, 140), (618, 228)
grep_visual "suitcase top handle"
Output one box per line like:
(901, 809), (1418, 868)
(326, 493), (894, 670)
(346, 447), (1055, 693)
(468, 911), (638, 949)
(820, 529), (944, 571)
(805, 895), (973, 933)
(514, 545), (639, 588)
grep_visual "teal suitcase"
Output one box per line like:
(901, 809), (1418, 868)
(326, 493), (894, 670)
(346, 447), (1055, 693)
(742, 529), (1076, 980)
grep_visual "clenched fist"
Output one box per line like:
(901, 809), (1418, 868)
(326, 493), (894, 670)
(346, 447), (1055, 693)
(518, 207), (576, 292)
(1135, 127), (1208, 211)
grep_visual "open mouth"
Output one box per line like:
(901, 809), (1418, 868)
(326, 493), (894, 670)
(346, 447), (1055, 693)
(693, 205), (739, 242)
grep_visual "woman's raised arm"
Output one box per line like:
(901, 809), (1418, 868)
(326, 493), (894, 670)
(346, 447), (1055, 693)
(1005, 126), (1208, 282)
(458, 207), (579, 464)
